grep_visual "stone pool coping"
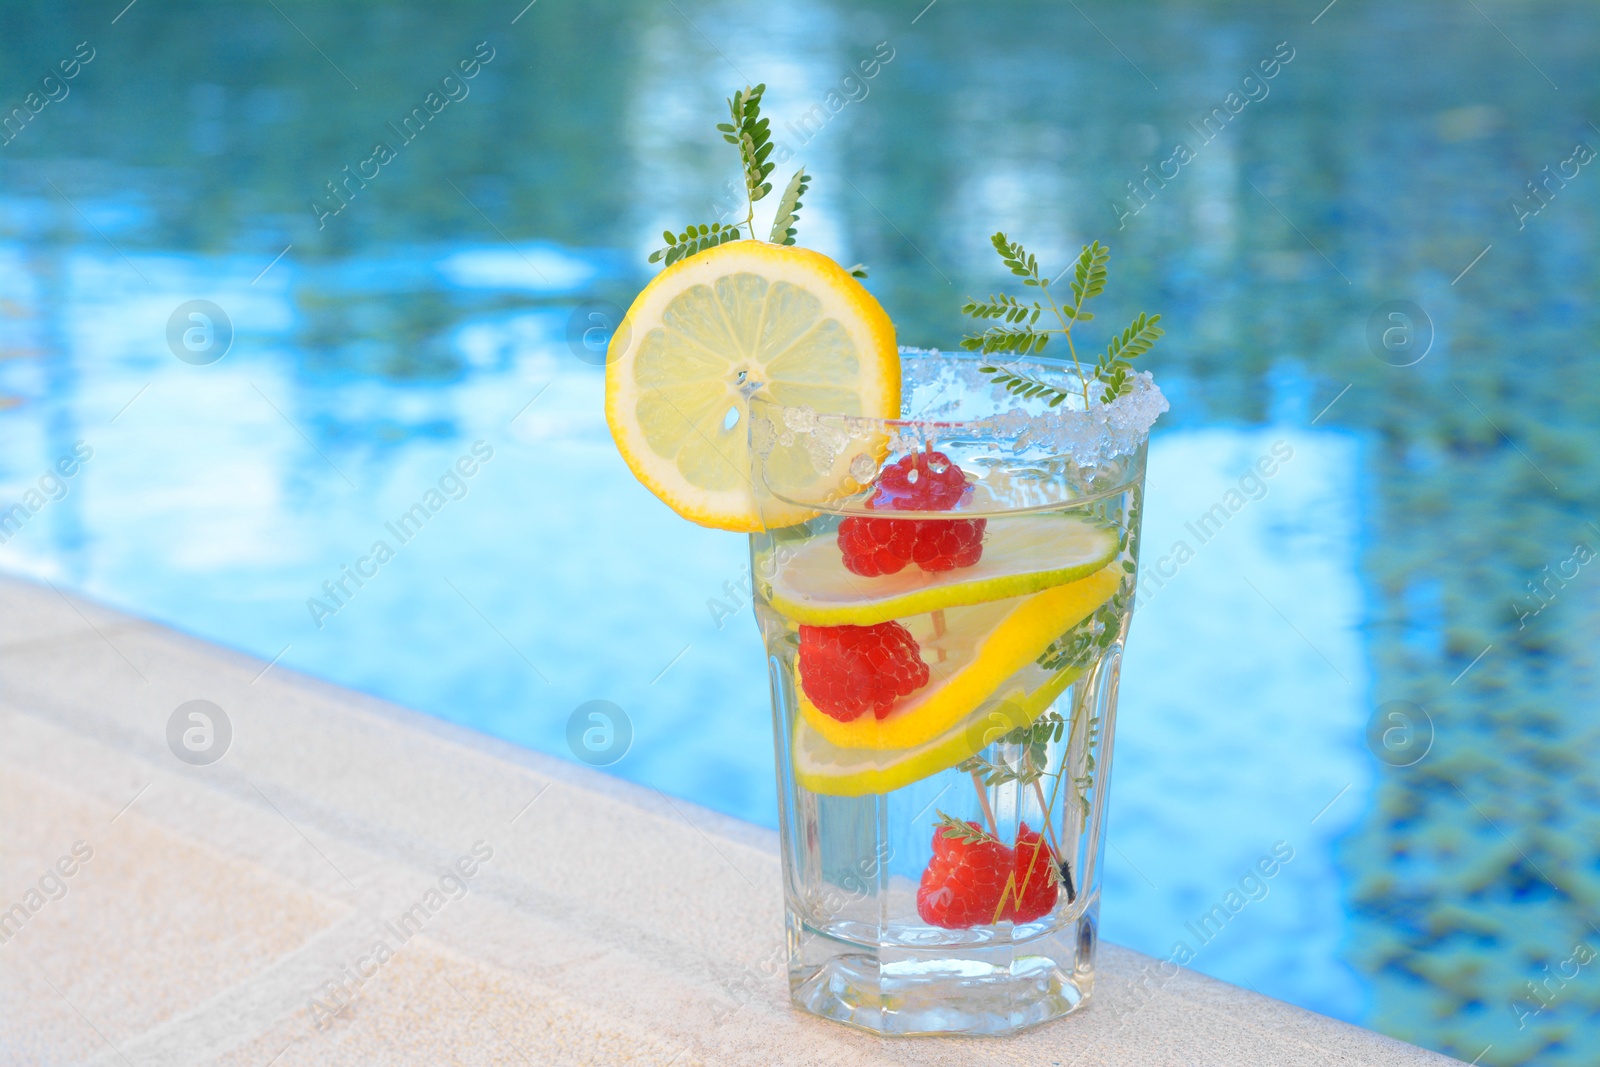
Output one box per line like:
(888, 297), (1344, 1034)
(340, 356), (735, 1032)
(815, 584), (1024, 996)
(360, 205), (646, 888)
(0, 573), (1458, 1066)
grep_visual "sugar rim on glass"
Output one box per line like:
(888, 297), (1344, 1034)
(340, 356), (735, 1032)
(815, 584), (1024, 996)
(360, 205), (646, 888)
(754, 347), (1168, 470)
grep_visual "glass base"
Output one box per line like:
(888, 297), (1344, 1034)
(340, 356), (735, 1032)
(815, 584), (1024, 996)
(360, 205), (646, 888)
(787, 909), (1098, 1036)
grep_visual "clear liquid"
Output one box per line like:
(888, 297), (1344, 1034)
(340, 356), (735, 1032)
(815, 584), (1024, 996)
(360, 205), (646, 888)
(751, 485), (1141, 1034)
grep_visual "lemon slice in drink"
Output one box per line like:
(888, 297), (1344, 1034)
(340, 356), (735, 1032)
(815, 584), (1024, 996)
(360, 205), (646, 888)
(768, 514), (1119, 626)
(797, 562), (1122, 752)
(793, 663), (1085, 797)
(605, 241), (900, 532)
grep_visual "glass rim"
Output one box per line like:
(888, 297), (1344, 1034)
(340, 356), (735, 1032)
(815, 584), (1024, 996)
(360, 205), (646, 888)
(748, 347), (1168, 460)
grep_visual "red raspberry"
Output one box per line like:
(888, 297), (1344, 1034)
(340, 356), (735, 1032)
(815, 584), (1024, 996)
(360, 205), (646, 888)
(871, 451), (970, 511)
(916, 820), (1060, 929)
(836, 516), (916, 577)
(797, 621), (930, 722)
(910, 518), (986, 572)
(837, 452), (987, 576)
(916, 820), (1012, 929)
(1002, 823), (1060, 923)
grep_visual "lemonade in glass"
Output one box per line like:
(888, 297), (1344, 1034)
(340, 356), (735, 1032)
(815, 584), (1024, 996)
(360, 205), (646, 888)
(746, 349), (1163, 1034)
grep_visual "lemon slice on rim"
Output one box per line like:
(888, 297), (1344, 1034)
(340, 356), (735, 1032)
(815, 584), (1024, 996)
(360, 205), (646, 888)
(796, 563), (1122, 752)
(768, 514), (1119, 627)
(793, 662), (1085, 797)
(605, 241), (900, 532)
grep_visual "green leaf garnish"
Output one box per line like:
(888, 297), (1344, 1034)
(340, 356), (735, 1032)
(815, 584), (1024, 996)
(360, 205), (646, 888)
(962, 293), (1044, 326)
(956, 711), (1069, 788)
(651, 85), (834, 267)
(1097, 311), (1164, 404)
(722, 83), (775, 235)
(934, 810), (1000, 845)
(960, 234), (1163, 408)
(768, 167), (809, 245)
(648, 222), (742, 266)
(979, 365), (1073, 407)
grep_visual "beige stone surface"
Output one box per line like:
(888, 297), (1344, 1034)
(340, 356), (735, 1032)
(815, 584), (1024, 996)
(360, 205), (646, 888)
(0, 574), (1459, 1066)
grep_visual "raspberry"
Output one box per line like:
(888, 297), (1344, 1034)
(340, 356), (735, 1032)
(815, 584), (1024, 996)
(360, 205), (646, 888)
(1003, 822), (1060, 923)
(836, 516), (915, 577)
(916, 819), (1011, 929)
(916, 819), (1060, 929)
(871, 451), (969, 511)
(837, 451), (987, 577)
(910, 518), (986, 572)
(797, 621), (930, 722)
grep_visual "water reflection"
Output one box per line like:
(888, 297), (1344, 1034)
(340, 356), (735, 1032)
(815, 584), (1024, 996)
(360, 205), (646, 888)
(2, 2), (1598, 1061)
(1118, 428), (1369, 1020)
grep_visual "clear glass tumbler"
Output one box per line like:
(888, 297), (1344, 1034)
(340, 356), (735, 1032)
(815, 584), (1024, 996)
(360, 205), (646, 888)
(747, 349), (1165, 1036)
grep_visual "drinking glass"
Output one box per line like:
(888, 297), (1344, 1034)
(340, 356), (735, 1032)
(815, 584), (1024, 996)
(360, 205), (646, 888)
(747, 348), (1164, 1036)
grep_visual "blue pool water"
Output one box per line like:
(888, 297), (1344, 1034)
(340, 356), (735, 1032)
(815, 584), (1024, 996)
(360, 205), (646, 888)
(3, 3), (1598, 1061)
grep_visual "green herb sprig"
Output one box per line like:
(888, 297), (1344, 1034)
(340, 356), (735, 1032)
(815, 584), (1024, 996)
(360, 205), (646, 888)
(957, 710), (1068, 788)
(650, 85), (840, 269)
(933, 810), (1000, 845)
(648, 222), (742, 266)
(960, 233), (1163, 408)
(767, 167), (809, 245)
(720, 83), (775, 236)
(1071, 713), (1103, 817)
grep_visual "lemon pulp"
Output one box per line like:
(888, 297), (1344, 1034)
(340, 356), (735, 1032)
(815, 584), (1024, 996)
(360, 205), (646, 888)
(605, 241), (899, 531)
